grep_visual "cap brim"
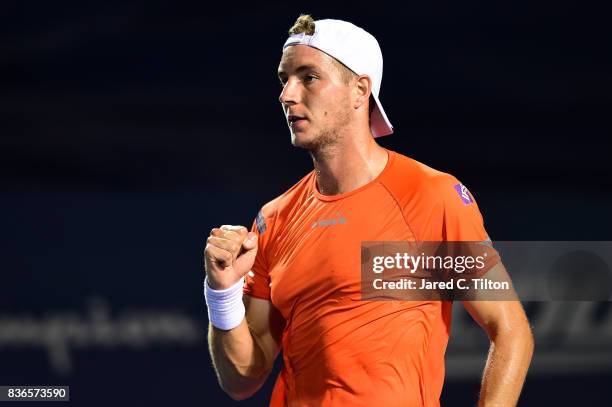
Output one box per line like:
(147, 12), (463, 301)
(370, 92), (393, 138)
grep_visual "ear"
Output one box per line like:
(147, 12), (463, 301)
(354, 75), (372, 110)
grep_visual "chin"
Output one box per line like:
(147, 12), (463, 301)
(290, 131), (315, 149)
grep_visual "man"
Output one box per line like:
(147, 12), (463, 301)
(204, 15), (533, 406)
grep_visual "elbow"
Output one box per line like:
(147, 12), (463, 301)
(221, 383), (261, 401)
(516, 317), (535, 353)
(490, 319), (535, 356)
(218, 374), (265, 401)
(219, 381), (252, 401)
(515, 325), (535, 370)
(225, 389), (254, 402)
(525, 325), (535, 357)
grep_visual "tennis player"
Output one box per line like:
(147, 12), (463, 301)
(204, 15), (533, 406)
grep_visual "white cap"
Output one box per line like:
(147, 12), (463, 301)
(283, 19), (393, 138)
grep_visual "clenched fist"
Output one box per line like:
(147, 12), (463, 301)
(204, 225), (258, 290)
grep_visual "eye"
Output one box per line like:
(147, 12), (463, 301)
(303, 74), (318, 83)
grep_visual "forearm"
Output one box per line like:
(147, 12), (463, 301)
(478, 325), (534, 406)
(208, 319), (271, 400)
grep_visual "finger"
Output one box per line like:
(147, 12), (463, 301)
(207, 236), (241, 255)
(210, 228), (226, 237)
(211, 228), (243, 244)
(205, 244), (233, 268)
(220, 225), (248, 237)
(242, 232), (258, 250)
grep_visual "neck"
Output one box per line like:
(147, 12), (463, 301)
(310, 129), (388, 196)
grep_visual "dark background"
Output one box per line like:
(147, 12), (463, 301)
(1, 0), (611, 405)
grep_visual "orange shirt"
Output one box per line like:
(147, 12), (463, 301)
(244, 149), (496, 407)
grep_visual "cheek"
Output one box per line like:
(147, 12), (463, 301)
(320, 96), (343, 117)
(307, 86), (349, 122)
(324, 94), (350, 120)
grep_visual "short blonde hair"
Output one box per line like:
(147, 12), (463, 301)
(288, 14), (316, 36)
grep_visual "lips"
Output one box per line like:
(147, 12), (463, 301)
(287, 115), (307, 127)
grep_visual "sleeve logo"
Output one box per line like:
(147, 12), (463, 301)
(256, 210), (267, 234)
(453, 183), (474, 205)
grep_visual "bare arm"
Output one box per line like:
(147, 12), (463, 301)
(208, 296), (284, 400)
(204, 225), (284, 400)
(462, 263), (534, 407)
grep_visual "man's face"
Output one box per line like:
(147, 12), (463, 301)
(277, 45), (353, 149)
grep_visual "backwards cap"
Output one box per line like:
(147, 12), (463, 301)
(283, 19), (393, 138)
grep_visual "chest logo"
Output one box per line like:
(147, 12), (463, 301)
(311, 212), (347, 228)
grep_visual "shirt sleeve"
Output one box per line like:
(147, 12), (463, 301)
(436, 175), (490, 241)
(407, 173), (501, 277)
(243, 208), (273, 300)
(437, 175), (500, 276)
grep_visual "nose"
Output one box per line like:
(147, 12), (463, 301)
(278, 79), (298, 107)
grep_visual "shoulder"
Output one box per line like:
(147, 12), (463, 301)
(380, 150), (465, 206)
(381, 150), (487, 241)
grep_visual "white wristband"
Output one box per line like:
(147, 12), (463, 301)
(204, 276), (246, 331)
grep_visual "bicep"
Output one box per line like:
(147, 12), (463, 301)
(243, 295), (285, 369)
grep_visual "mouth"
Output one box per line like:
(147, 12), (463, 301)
(287, 115), (307, 128)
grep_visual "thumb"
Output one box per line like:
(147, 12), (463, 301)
(235, 233), (258, 276)
(242, 232), (258, 250)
